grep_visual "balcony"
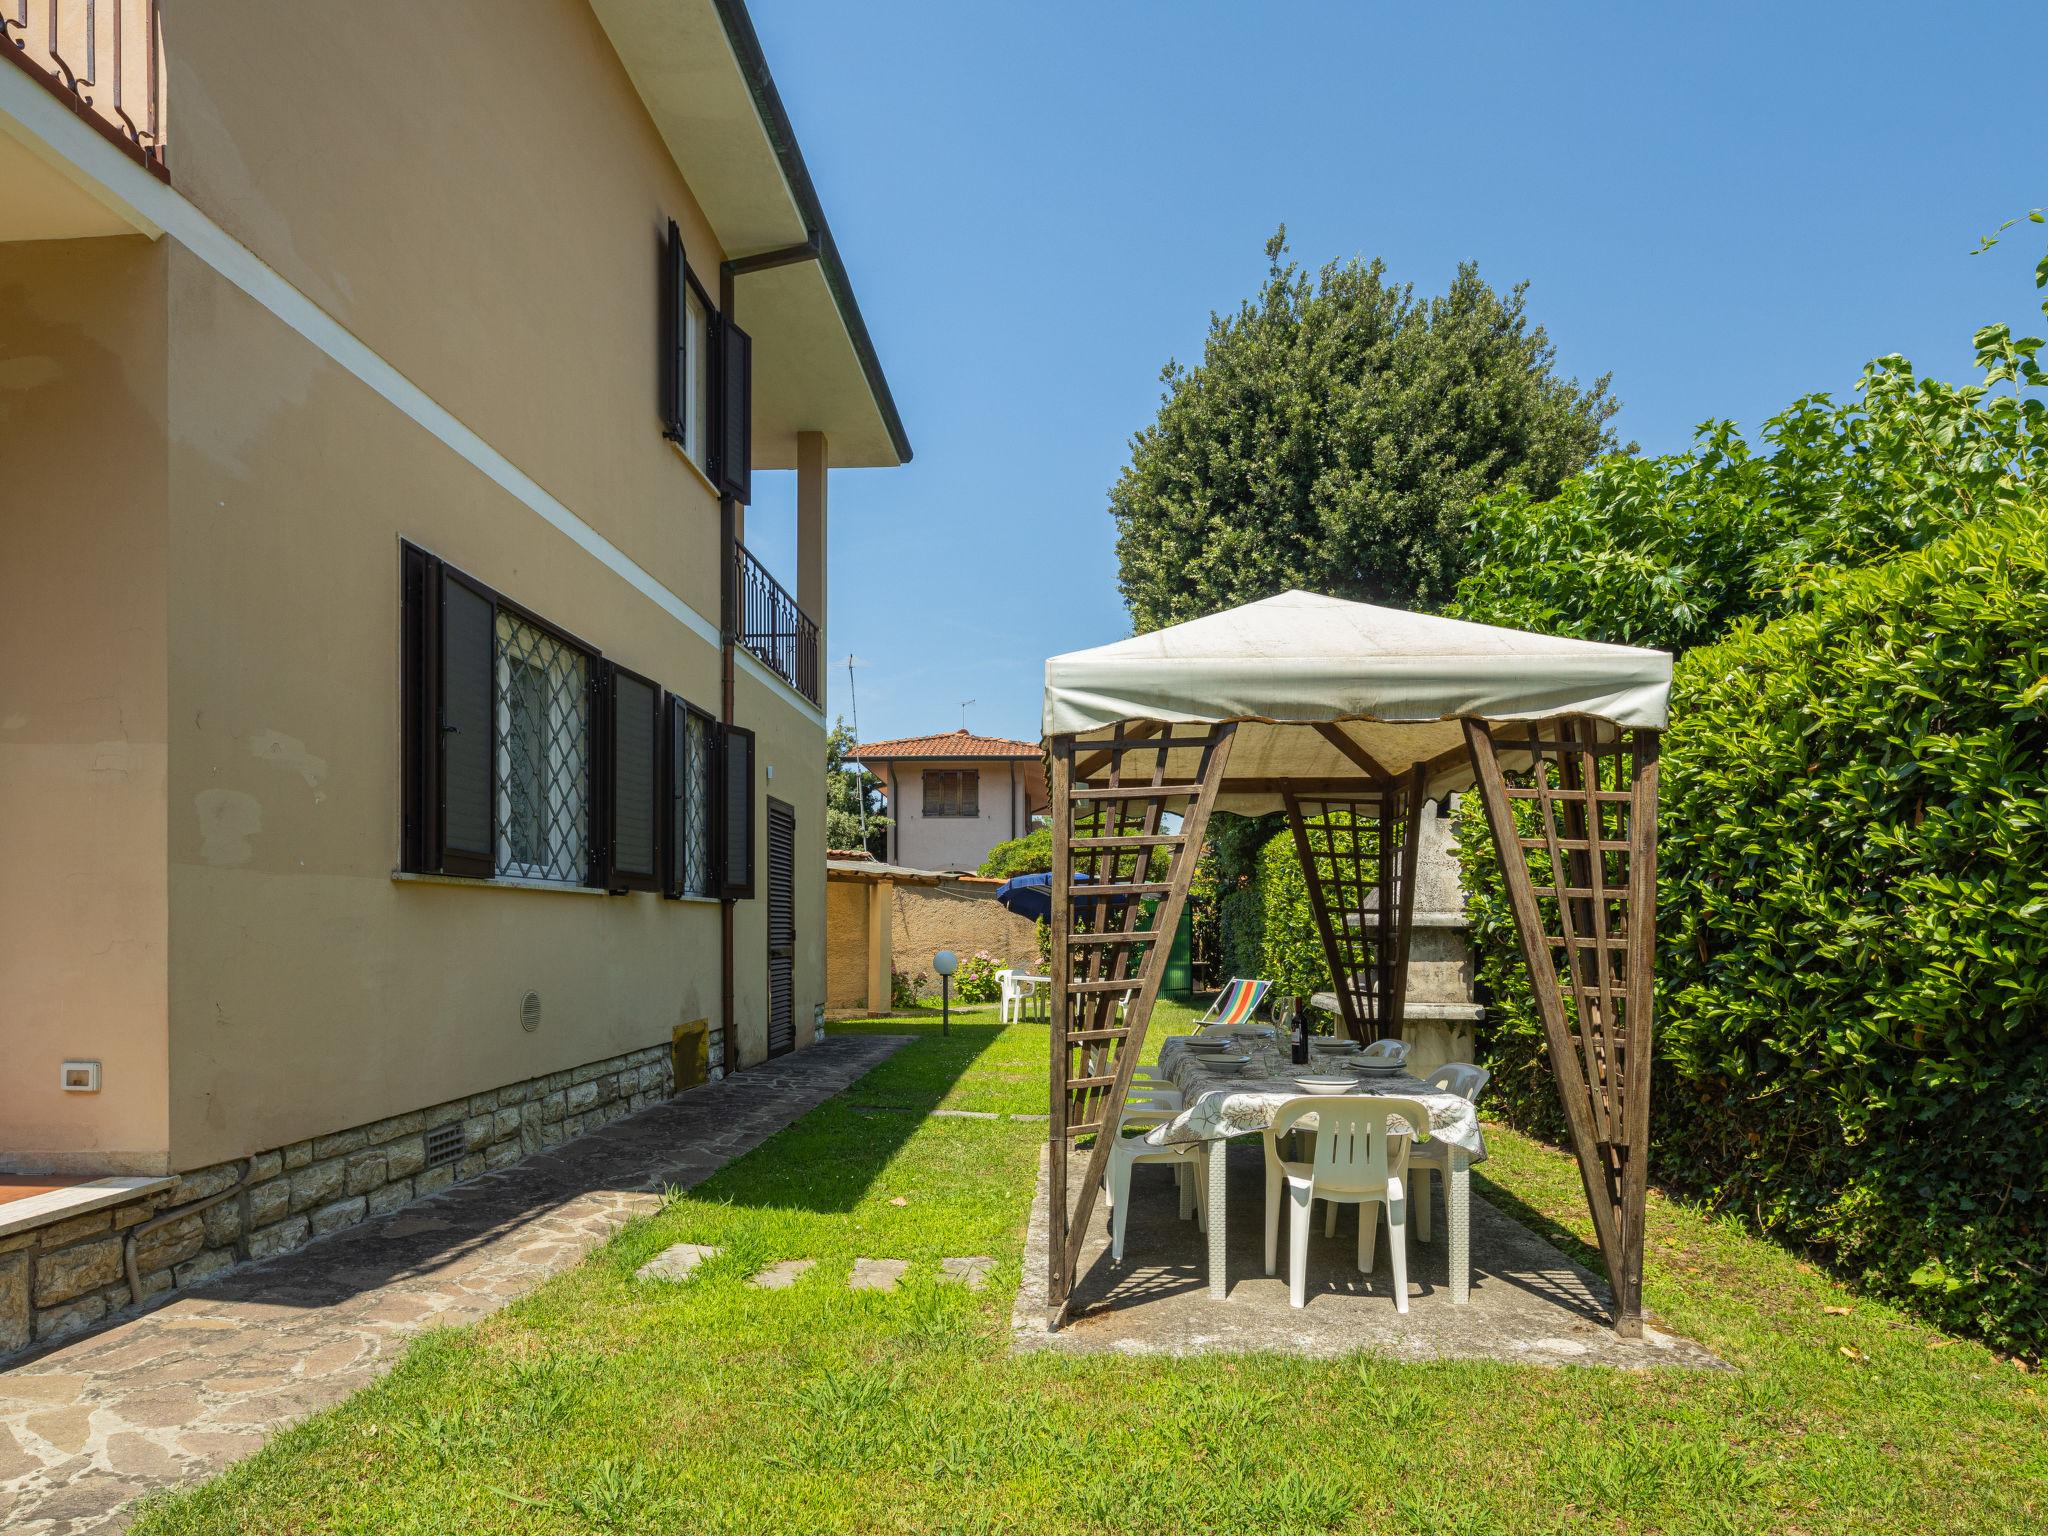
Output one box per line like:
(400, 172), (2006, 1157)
(3, 0), (167, 180)
(732, 541), (820, 707)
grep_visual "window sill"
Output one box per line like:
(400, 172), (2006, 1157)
(391, 870), (606, 897)
(668, 436), (722, 500)
(390, 872), (727, 904)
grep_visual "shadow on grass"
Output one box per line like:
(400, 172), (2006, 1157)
(1472, 1168), (1608, 1278)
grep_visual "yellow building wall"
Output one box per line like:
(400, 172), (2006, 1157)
(164, 0), (731, 625)
(5, 2), (837, 1175)
(0, 237), (172, 1174)
(824, 880), (870, 1013)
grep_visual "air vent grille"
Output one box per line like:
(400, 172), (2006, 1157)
(424, 1121), (465, 1169)
(520, 990), (542, 1033)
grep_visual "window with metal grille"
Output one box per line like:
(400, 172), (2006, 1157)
(684, 707), (716, 896)
(423, 1121), (465, 1168)
(922, 769), (979, 818)
(494, 611), (593, 884)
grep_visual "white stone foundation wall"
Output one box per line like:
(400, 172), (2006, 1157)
(1, 1038), (693, 1362)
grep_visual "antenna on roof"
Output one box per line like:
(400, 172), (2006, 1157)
(847, 654), (869, 847)
(959, 699), (975, 731)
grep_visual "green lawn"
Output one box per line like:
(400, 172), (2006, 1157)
(134, 1003), (2046, 1535)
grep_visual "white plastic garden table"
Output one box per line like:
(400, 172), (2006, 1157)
(1145, 1036), (1486, 1303)
(1013, 973), (1050, 1022)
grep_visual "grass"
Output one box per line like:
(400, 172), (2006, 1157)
(133, 1001), (2046, 1535)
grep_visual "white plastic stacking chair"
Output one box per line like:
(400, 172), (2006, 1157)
(1360, 1038), (1411, 1065)
(1262, 1095), (1430, 1311)
(1103, 1111), (1206, 1258)
(1124, 1066), (1183, 1110)
(1407, 1063), (1488, 1243)
(998, 968), (1039, 1024)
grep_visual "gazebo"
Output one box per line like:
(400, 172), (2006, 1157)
(1040, 591), (1672, 1336)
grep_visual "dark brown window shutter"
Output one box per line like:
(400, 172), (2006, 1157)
(400, 543), (442, 872)
(721, 723), (756, 898)
(438, 568), (496, 878)
(661, 220), (684, 440)
(607, 666), (661, 891)
(719, 318), (753, 504)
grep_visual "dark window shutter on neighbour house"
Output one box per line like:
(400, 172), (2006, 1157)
(722, 723), (756, 898)
(437, 569), (497, 878)
(719, 318), (753, 504)
(607, 666), (662, 891)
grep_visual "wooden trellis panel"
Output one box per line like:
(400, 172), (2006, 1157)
(1046, 722), (1236, 1316)
(1465, 716), (1659, 1336)
(1282, 765), (1427, 1043)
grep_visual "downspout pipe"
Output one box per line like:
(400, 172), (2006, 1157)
(716, 239), (822, 1077)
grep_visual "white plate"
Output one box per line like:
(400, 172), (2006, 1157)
(1295, 1077), (1356, 1095)
(1204, 1055), (1254, 1074)
(1311, 1041), (1362, 1054)
(1355, 1061), (1403, 1075)
(1183, 1039), (1233, 1053)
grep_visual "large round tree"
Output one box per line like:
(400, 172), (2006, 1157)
(1113, 230), (1622, 628)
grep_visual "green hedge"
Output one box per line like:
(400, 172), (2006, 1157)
(1460, 509), (2048, 1355)
(1212, 813), (1378, 1004)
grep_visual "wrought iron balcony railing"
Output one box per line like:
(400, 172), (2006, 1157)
(732, 542), (820, 707)
(3, 1), (167, 179)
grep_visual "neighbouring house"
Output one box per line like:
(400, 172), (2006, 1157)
(0, 0), (908, 1355)
(824, 853), (1041, 1016)
(848, 730), (1047, 873)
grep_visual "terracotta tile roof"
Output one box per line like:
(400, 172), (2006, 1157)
(847, 729), (1041, 760)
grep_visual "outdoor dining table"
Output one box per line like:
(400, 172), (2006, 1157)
(1013, 973), (1050, 1022)
(1144, 1035), (1488, 1304)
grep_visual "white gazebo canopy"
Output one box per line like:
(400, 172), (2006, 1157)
(1043, 590), (1672, 810)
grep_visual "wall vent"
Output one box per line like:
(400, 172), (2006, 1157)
(424, 1121), (465, 1169)
(519, 990), (542, 1033)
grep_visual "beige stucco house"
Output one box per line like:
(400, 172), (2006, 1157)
(849, 731), (1047, 873)
(0, 0), (907, 1353)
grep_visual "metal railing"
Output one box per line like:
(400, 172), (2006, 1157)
(3, 1), (167, 179)
(732, 542), (820, 706)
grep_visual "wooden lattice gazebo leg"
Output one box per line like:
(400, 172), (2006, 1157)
(1282, 763), (1427, 1042)
(1464, 717), (1658, 1337)
(1045, 723), (1236, 1323)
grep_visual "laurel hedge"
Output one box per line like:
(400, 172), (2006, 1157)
(1458, 508), (2048, 1355)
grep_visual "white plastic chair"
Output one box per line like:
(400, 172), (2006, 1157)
(1407, 1062), (1488, 1243)
(1262, 1095), (1430, 1311)
(1103, 1114), (1206, 1259)
(998, 969), (1042, 1024)
(1360, 1038), (1411, 1065)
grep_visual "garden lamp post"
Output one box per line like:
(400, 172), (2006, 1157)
(932, 950), (957, 1036)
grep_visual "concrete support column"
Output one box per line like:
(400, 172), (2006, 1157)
(866, 878), (892, 1014)
(797, 431), (828, 637)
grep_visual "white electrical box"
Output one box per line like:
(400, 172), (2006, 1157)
(61, 1060), (101, 1093)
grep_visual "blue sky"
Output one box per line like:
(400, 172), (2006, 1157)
(739, 0), (2047, 747)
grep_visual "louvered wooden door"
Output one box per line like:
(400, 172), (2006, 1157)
(766, 797), (796, 1058)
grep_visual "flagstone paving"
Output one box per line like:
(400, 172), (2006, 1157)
(0, 1035), (909, 1536)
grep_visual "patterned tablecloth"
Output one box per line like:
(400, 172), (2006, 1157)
(1143, 1036), (1487, 1159)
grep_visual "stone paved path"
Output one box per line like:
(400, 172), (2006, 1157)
(0, 1035), (909, 1535)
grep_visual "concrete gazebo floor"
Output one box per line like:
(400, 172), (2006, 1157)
(1015, 1142), (1722, 1370)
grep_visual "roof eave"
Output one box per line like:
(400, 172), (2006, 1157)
(710, 0), (912, 466)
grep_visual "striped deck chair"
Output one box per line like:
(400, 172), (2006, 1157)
(1196, 977), (1272, 1031)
